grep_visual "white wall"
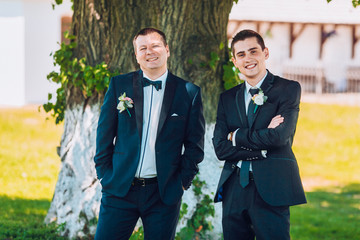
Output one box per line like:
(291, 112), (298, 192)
(0, 0), (26, 106)
(291, 25), (321, 67)
(322, 26), (352, 91)
(24, 0), (72, 105)
(263, 24), (290, 76)
(0, 0), (72, 106)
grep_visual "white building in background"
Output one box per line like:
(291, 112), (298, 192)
(0, 0), (72, 106)
(1, 0), (359, 107)
(229, 0), (360, 92)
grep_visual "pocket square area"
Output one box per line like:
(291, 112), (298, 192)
(171, 113), (179, 117)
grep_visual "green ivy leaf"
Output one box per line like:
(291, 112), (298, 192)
(219, 42), (225, 50)
(44, 32), (118, 124)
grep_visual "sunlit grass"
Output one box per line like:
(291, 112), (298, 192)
(291, 102), (360, 240)
(0, 106), (63, 199)
(294, 103), (360, 187)
(0, 106), (64, 239)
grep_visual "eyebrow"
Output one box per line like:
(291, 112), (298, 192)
(236, 47), (259, 55)
(138, 41), (163, 48)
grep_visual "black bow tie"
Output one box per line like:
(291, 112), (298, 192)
(249, 88), (259, 96)
(143, 78), (162, 91)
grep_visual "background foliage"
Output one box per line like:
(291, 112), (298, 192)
(43, 32), (117, 124)
(327, 0), (360, 7)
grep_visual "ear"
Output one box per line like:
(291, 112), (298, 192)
(166, 45), (170, 57)
(134, 50), (140, 64)
(264, 47), (269, 60)
(231, 56), (236, 65)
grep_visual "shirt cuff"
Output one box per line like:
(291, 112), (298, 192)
(261, 150), (267, 158)
(232, 129), (239, 146)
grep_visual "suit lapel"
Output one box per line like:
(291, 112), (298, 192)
(133, 70), (144, 139)
(260, 70), (274, 94)
(157, 72), (177, 137)
(249, 71), (274, 128)
(235, 83), (248, 127)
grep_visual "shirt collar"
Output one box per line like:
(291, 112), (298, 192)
(245, 70), (268, 94)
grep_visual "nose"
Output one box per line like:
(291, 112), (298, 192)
(244, 54), (251, 62)
(146, 46), (154, 55)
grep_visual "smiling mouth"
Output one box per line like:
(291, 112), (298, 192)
(147, 57), (158, 62)
(245, 64), (256, 69)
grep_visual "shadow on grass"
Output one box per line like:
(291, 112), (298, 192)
(291, 183), (360, 240)
(1, 184), (359, 240)
(0, 195), (65, 240)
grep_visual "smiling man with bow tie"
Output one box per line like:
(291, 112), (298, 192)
(94, 27), (205, 240)
(213, 29), (306, 240)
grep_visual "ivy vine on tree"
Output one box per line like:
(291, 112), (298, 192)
(327, 0), (360, 7)
(43, 32), (117, 124)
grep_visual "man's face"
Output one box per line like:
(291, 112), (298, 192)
(134, 32), (170, 75)
(232, 37), (269, 84)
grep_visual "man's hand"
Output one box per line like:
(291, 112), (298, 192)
(227, 132), (234, 142)
(268, 115), (284, 129)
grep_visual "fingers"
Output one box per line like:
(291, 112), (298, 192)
(268, 115), (284, 129)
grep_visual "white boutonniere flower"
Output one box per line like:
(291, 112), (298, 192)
(251, 88), (268, 113)
(117, 92), (133, 117)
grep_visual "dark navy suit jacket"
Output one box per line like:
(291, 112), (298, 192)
(213, 71), (306, 207)
(94, 70), (205, 205)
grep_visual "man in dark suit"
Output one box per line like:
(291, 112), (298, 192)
(94, 27), (205, 240)
(213, 29), (306, 240)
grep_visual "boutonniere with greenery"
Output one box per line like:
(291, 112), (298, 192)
(251, 88), (268, 113)
(117, 93), (133, 117)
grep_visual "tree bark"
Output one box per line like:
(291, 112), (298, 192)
(45, 0), (233, 238)
(71, 0), (232, 121)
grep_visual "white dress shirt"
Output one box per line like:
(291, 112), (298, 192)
(234, 71), (268, 170)
(135, 70), (168, 178)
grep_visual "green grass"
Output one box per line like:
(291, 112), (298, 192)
(0, 103), (359, 239)
(0, 196), (66, 239)
(0, 106), (64, 239)
(290, 103), (360, 240)
(294, 103), (360, 185)
(0, 107), (63, 199)
(291, 184), (360, 240)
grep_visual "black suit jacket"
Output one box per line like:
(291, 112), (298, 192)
(213, 71), (306, 207)
(94, 70), (205, 205)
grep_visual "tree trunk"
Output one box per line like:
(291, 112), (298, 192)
(71, 0), (232, 121)
(45, 104), (102, 238)
(45, 0), (233, 238)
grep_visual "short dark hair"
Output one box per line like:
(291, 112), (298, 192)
(133, 27), (167, 48)
(231, 29), (266, 56)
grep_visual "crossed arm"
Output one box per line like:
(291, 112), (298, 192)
(213, 81), (301, 160)
(212, 94), (265, 161)
(229, 114), (283, 141)
(234, 82), (301, 150)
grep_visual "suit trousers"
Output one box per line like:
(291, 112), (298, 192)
(222, 169), (290, 240)
(95, 182), (181, 240)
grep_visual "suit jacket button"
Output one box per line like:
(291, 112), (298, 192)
(232, 164), (236, 169)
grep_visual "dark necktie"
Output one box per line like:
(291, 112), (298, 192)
(249, 88), (259, 98)
(240, 87), (259, 188)
(247, 88), (259, 125)
(143, 78), (162, 91)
